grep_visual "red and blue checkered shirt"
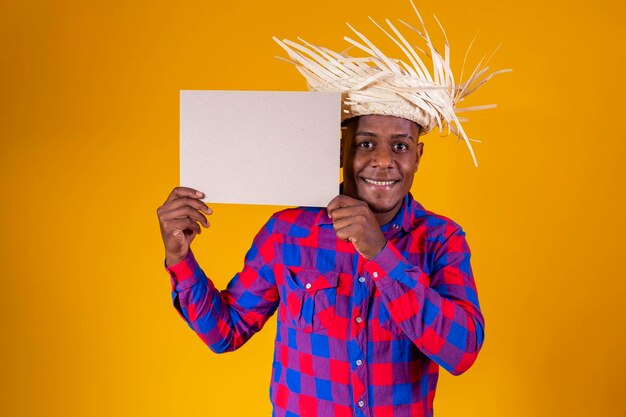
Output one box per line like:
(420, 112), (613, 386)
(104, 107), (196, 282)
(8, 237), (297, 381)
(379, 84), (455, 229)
(166, 193), (484, 417)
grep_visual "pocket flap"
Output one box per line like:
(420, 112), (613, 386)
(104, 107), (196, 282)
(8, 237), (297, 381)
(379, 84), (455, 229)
(297, 270), (339, 293)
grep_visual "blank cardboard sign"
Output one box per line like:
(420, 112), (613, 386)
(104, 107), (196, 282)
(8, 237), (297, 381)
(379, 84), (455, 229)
(180, 90), (341, 207)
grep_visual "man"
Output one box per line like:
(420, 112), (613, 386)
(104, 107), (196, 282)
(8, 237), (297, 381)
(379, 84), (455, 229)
(159, 6), (503, 416)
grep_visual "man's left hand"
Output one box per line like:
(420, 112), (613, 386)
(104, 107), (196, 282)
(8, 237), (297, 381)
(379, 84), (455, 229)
(327, 195), (387, 260)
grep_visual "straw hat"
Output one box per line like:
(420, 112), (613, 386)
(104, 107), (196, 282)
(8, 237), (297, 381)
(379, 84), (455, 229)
(273, 0), (510, 166)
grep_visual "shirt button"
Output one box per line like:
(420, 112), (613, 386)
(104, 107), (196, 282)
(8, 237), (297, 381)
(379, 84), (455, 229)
(358, 276), (365, 283)
(358, 400), (365, 407)
(356, 359), (363, 366)
(372, 271), (379, 278)
(393, 224), (400, 230)
(355, 316), (363, 324)
(305, 283), (311, 289)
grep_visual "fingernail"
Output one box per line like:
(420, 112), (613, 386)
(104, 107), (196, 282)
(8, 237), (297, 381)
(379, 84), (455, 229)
(196, 191), (203, 197)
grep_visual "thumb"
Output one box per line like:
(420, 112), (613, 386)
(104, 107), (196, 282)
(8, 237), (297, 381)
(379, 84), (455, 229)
(168, 228), (195, 260)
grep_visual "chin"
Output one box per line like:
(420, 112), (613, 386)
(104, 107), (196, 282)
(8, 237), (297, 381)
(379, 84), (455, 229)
(363, 198), (402, 215)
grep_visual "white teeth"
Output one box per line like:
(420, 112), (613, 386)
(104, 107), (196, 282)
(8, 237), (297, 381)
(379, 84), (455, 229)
(365, 179), (396, 186)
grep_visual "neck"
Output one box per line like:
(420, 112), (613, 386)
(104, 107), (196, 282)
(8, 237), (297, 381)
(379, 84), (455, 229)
(371, 201), (403, 227)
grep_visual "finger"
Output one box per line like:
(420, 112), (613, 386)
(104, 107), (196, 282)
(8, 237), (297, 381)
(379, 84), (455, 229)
(164, 186), (205, 205)
(327, 195), (363, 218)
(326, 195), (343, 215)
(161, 196), (212, 215)
(163, 218), (203, 236)
(159, 205), (210, 227)
(333, 223), (360, 243)
(331, 215), (363, 232)
(327, 195), (356, 212)
(328, 205), (368, 222)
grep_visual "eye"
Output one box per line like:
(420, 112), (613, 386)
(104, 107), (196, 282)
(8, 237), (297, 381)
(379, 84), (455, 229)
(357, 140), (374, 150)
(393, 142), (409, 152)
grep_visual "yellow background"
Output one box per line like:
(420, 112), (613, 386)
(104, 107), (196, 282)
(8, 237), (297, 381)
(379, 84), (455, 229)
(2, 0), (625, 416)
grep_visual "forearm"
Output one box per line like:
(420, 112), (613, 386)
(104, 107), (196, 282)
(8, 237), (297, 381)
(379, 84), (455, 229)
(167, 251), (271, 353)
(365, 241), (484, 375)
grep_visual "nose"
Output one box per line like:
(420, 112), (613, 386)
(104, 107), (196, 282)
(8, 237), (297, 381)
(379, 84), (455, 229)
(371, 146), (393, 168)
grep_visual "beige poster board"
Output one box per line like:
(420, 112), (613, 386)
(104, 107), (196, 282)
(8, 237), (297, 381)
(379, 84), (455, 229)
(180, 90), (341, 207)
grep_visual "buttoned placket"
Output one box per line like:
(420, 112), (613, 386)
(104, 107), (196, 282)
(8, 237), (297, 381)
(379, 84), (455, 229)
(349, 220), (404, 416)
(351, 263), (372, 417)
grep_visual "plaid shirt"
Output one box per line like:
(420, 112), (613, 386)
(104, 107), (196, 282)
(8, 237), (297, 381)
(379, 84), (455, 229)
(166, 193), (484, 417)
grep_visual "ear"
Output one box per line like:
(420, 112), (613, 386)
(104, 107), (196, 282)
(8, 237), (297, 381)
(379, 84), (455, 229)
(414, 141), (424, 172)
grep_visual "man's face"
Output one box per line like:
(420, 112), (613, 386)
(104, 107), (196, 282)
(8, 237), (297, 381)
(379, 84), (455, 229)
(341, 115), (423, 224)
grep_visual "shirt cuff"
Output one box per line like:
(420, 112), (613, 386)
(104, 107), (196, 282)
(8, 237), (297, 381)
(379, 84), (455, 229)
(165, 250), (200, 291)
(364, 241), (411, 288)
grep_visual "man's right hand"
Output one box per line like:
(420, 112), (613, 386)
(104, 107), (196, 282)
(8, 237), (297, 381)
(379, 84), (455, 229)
(157, 187), (212, 267)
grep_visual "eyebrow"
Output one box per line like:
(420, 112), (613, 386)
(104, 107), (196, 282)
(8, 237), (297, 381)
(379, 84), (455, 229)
(355, 131), (415, 140)
(354, 131), (377, 137)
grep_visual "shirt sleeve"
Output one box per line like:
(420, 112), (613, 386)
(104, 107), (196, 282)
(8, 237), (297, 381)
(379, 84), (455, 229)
(363, 225), (484, 375)
(165, 217), (280, 353)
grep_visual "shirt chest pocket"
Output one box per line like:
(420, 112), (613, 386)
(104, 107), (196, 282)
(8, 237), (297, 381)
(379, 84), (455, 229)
(283, 269), (339, 333)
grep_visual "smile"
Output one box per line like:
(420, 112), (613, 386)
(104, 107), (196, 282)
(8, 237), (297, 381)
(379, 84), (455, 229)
(363, 178), (399, 186)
